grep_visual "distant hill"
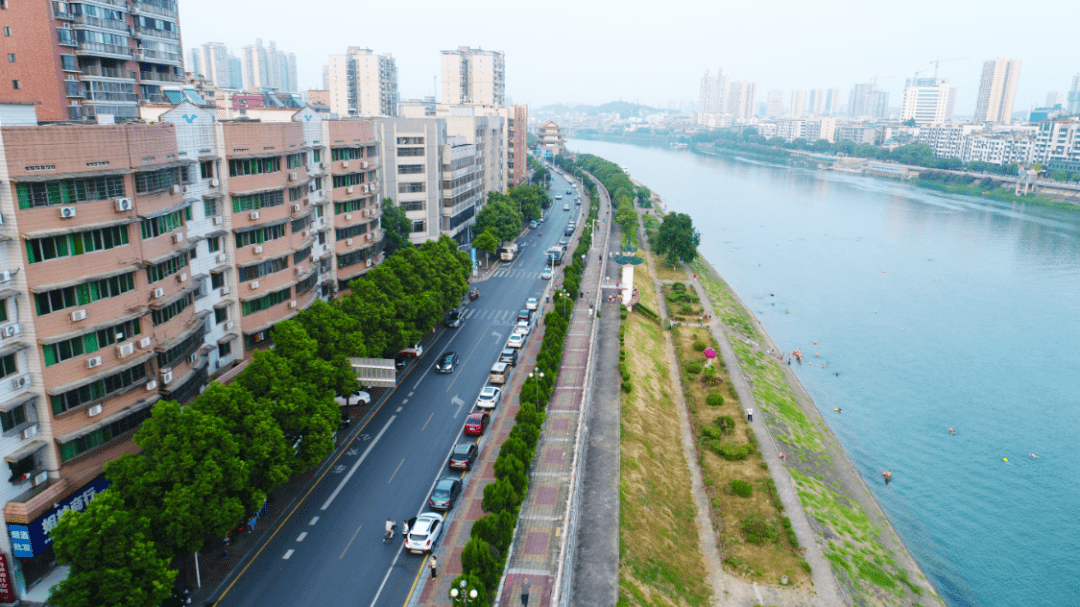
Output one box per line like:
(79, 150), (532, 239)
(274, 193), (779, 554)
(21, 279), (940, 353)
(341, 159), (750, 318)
(534, 101), (669, 118)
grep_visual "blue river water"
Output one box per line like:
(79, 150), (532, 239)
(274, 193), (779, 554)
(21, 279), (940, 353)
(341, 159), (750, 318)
(567, 139), (1080, 607)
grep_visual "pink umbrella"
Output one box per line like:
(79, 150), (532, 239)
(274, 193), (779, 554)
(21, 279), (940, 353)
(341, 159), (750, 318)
(704, 347), (717, 360)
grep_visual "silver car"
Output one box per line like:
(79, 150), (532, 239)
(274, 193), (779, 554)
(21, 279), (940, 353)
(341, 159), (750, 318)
(405, 513), (444, 554)
(476, 386), (502, 410)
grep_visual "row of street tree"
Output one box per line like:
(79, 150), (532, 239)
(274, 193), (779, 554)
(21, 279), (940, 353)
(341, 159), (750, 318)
(471, 185), (552, 264)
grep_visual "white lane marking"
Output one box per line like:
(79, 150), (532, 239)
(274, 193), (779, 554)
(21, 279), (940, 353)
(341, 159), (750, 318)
(396, 406), (403, 412)
(402, 398), (409, 404)
(368, 542), (405, 607)
(309, 516), (319, 526)
(320, 416), (396, 510)
(283, 549), (294, 560)
(408, 391), (414, 397)
(297, 532), (307, 542)
(452, 395), (465, 418)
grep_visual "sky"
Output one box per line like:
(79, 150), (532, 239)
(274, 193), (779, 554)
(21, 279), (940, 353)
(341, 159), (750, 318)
(179, 0), (1079, 116)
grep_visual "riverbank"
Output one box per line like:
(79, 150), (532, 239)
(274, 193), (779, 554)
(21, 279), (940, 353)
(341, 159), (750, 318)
(645, 187), (943, 607)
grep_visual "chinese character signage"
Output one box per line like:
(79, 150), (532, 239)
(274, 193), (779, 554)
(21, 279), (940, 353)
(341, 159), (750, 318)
(0, 553), (13, 602)
(6, 474), (111, 558)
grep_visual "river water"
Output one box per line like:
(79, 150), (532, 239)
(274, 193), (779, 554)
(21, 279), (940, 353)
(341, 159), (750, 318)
(567, 139), (1080, 607)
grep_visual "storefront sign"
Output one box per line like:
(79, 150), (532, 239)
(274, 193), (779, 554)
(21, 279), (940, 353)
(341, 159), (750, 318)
(0, 553), (14, 602)
(7, 474), (111, 558)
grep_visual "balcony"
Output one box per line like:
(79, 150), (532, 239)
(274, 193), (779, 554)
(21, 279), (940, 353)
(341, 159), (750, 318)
(82, 66), (137, 80)
(129, 0), (178, 18)
(75, 41), (133, 59)
(65, 81), (84, 98)
(52, 1), (74, 19)
(139, 71), (182, 83)
(134, 24), (180, 41)
(135, 48), (181, 65)
(73, 14), (130, 32)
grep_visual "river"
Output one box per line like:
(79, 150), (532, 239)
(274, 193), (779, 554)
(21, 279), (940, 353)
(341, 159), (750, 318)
(566, 139), (1080, 607)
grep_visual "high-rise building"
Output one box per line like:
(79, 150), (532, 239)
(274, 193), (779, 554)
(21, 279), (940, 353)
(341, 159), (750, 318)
(825, 88), (842, 116)
(0, 0), (184, 120)
(698, 69), (729, 115)
(327, 48), (399, 117)
(242, 40), (299, 94)
(727, 82), (757, 120)
(974, 56), (1021, 124)
(901, 78), (954, 124)
(808, 89), (826, 116)
(229, 57), (244, 89)
(766, 91), (784, 117)
(1045, 92), (1065, 108)
(192, 42), (234, 89)
(1069, 74), (1080, 115)
(849, 83), (890, 118)
(790, 90), (807, 117)
(440, 47), (506, 107)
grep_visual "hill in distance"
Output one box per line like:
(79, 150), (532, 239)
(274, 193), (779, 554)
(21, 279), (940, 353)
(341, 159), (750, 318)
(534, 100), (670, 118)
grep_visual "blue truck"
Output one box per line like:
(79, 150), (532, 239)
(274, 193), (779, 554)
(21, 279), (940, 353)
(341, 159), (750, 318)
(546, 246), (563, 265)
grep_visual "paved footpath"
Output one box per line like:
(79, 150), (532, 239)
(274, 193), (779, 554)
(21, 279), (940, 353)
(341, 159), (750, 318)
(415, 173), (612, 607)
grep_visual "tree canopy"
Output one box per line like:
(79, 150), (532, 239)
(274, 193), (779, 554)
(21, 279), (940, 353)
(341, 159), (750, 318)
(475, 192), (524, 242)
(379, 197), (412, 256)
(654, 212), (701, 266)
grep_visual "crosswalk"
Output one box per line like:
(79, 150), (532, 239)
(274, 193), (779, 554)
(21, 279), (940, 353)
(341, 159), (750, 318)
(459, 308), (530, 324)
(489, 267), (544, 279)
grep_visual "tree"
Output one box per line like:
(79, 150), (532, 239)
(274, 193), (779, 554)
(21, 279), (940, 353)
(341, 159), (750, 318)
(460, 537), (500, 590)
(473, 228), (500, 267)
(380, 197), (412, 256)
(48, 490), (176, 607)
(481, 477), (518, 514)
(654, 212), (701, 266)
(903, 118), (917, 127)
(475, 193), (523, 241)
(448, 573), (491, 606)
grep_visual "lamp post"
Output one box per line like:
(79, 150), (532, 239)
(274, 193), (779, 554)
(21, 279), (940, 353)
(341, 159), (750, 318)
(449, 579), (479, 606)
(529, 371), (545, 413)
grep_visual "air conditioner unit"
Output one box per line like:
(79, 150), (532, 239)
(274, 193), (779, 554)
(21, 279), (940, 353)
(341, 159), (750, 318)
(220, 286), (230, 296)
(345, 213), (352, 221)
(172, 232), (184, 243)
(87, 404), (103, 417)
(213, 216), (224, 225)
(362, 161), (368, 169)
(1, 324), (19, 338)
(250, 211), (261, 221)
(59, 206), (77, 218)
(12, 376), (29, 389)
(366, 233), (373, 241)
(362, 184), (369, 193)
(32, 471), (48, 487)
(22, 424), (38, 439)
(364, 208), (371, 217)
(289, 300), (297, 309)
(292, 204), (300, 212)
(172, 184), (181, 194)
(114, 197), (133, 211)
(253, 245), (263, 254)
(346, 238), (353, 246)
(342, 161), (349, 168)
(116, 343), (135, 358)
(0, 271), (10, 283)
(366, 258), (373, 267)
(146, 379), (158, 390)
(139, 337), (152, 349)
(71, 309), (87, 322)
(182, 185), (190, 193)
(250, 281), (259, 289)
(188, 353), (198, 363)
(301, 230), (309, 238)
(211, 179), (220, 187)
(216, 253), (226, 263)
(346, 187), (354, 194)
(179, 273), (189, 282)
(162, 370), (174, 384)
(295, 266), (303, 275)
(153, 288), (165, 298)
(86, 356), (102, 369)
(289, 172), (298, 181)
(226, 321), (234, 331)
(320, 161), (327, 169)
(309, 182), (317, 192)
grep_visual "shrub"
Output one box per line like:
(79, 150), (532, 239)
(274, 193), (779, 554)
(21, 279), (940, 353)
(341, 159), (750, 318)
(621, 382), (633, 393)
(731, 480), (753, 497)
(693, 341), (707, 352)
(482, 478), (519, 514)
(686, 362), (702, 374)
(672, 282), (686, 292)
(739, 515), (777, 545)
(620, 311), (628, 320)
(802, 561), (812, 574)
(635, 302), (659, 320)
(781, 516), (799, 547)
(713, 415), (735, 434)
(460, 538), (500, 590)
(702, 365), (717, 378)
(713, 442), (753, 461)
(679, 304), (694, 314)
(706, 392), (724, 406)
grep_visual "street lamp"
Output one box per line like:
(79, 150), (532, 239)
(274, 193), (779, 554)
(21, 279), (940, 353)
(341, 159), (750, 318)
(529, 371), (544, 412)
(449, 580), (479, 606)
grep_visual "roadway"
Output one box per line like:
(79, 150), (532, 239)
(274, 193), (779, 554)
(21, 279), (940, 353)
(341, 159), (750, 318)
(212, 171), (583, 607)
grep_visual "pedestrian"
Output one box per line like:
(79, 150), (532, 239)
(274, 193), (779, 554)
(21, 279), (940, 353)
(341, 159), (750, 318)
(429, 554), (437, 578)
(521, 578), (531, 606)
(779, 450), (785, 461)
(746, 408), (753, 422)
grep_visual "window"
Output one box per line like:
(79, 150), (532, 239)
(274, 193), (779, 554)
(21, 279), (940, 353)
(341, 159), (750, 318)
(210, 272), (224, 289)
(313, 177), (323, 191)
(134, 168), (180, 195)
(0, 353), (16, 379)
(331, 148), (364, 161)
(7, 53), (14, 63)
(0, 405), (26, 433)
(397, 164), (424, 175)
(214, 306), (228, 324)
(146, 252), (189, 283)
(411, 220), (426, 233)
(232, 190), (283, 212)
(200, 160), (214, 180)
(291, 216), (311, 234)
(11, 80), (18, 90)
(208, 236), (221, 253)
(286, 153), (303, 169)
(337, 249), (371, 269)
(332, 173), (365, 188)
(397, 137), (424, 145)
(140, 207), (189, 239)
(58, 404), (152, 461)
(229, 156), (280, 177)
(26, 225), (129, 263)
(0, 300), (7, 323)
(334, 198), (366, 215)
(288, 186), (306, 202)
(397, 147), (424, 157)
(35, 272), (136, 316)
(204, 198), (218, 217)
(399, 182), (425, 193)
(157, 328), (204, 369)
(335, 223), (368, 240)
(312, 149), (321, 163)
(237, 256), (288, 282)
(403, 201), (425, 212)
(3, 27), (10, 37)
(241, 287), (291, 316)
(42, 318), (141, 366)
(151, 293), (192, 326)
(218, 340), (233, 358)
(51, 363), (147, 415)
(16, 175), (125, 208)
(293, 245), (312, 266)
(234, 224), (286, 247)
(295, 272), (317, 296)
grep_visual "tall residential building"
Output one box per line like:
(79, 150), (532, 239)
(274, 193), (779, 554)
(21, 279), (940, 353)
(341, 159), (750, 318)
(974, 56), (1021, 124)
(790, 90), (807, 117)
(825, 88), (842, 116)
(229, 57), (244, 89)
(192, 42), (234, 89)
(766, 91), (784, 117)
(900, 78), (954, 124)
(242, 39), (299, 94)
(1069, 74), (1080, 115)
(807, 89), (826, 116)
(1045, 92), (1065, 107)
(698, 69), (729, 115)
(327, 48), (399, 117)
(726, 82), (757, 120)
(440, 47), (506, 107)
(0, 0), (184, 120)
(849, 83), (890, 118)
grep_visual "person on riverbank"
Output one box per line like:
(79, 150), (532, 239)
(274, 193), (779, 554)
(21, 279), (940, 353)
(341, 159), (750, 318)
(746, 408), (753, 422)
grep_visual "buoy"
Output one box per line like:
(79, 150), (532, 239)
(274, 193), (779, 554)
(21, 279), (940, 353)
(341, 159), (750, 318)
(1003, 457), (1008, 462)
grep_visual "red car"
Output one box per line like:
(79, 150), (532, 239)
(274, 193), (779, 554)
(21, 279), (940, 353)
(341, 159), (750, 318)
(464, 411), (490, 436)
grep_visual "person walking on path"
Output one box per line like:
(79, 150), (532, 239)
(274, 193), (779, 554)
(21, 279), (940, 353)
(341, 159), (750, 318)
(520, 578), (531, 606)
(429, 555), (437, 578)
(746, 408), (753, 422)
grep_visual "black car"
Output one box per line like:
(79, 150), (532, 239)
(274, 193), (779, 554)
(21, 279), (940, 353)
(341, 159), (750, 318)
(499, 348), (518, 365)
(434, 352), (459, 374)
(517, 309), (532, 322)
(448, 442), (478, 470)
(445, 308), (463, 328)
(564, 226), (574, 237)
(429, 477), (462, 510)
(395, 354), (410, 372)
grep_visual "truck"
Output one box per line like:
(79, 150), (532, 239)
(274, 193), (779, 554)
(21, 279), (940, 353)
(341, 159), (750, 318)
(547, 246), (563, 265)
(500, 243), (519, 261)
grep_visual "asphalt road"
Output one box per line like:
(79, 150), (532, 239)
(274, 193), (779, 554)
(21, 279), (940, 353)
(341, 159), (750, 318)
(213, 172), (581, 607)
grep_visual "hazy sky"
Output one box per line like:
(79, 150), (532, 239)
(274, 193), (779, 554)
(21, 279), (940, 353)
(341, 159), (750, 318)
(180, 0), (1077, 115)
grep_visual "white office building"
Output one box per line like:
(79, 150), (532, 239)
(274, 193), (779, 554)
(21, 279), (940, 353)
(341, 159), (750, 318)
(900, 78), (955, 124)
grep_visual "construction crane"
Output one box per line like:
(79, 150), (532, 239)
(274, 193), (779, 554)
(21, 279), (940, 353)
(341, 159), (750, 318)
(931, 57), (968, 78)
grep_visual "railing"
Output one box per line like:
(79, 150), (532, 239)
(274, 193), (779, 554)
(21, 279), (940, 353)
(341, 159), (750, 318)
(82, 65), (137, 79)
(134, 25), (180, 40)
(129, 1), (178, 17)
(73, 14), (129, 32)
(139, 71), (181, 83)
(52, 2), (73, 18)
(76, 41), (133, 57)
(135, 48), (181, 63)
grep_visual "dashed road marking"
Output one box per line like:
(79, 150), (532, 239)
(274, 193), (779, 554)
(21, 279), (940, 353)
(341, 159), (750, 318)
(309, 516), (319, 526)
(283, 549), (294, 560)
(296, 532), (307, 542)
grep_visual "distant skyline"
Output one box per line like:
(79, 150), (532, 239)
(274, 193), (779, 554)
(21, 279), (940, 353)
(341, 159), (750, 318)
(178, 0), (1077, 116)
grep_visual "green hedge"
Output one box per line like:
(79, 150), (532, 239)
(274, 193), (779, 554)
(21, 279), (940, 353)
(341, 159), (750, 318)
(634, 302), (659, 320)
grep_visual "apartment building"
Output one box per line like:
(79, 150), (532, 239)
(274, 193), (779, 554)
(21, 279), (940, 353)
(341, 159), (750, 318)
(1033, 118), (1080, 167)
(790, 90), (807, 117)
(242, 39), (299, 94)
(726, 82), (756, 121)
(807, 89), (826, 117)
(974, 56), (1021, 125)
(916, 125), (982, 159)
(0, 0), (185, 121)
(698, 69), (729, 116)
(900, 78), (955, 125)
(327, 48), (399, 117)
(768, 117), (835, 143)
(849, 83), (890, 119)
(825, 88), (842, 116)
(440, 47), (505, 107)
(835, 123), (884, 146)
(765, 91), (784, 118)
(190, 42), (234, 89)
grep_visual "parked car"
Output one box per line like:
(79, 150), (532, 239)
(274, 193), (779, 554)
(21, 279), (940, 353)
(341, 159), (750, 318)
(349, 390), (371, 405)
(489, 361), (510, 384)
(400, 343), (424, 358)
(506, 333), (525, 349)
(464, 411), (490, 436)
(405, 512), (444, 554)
(428, 476), (463, 511)
(434, 352), (459, 374)
(476, 386), (502, 410)
(530, 220), (538, 229)
(541, 267), (553, 280)
(445, 308), (463, 328)
(499, 348), (518, 365)
(449, 442), (478, 470)
(526, 297), (538, 311)
(517, 309), (532, 322)
(513, 320), (531, 337)
(575, 197), (582, 205)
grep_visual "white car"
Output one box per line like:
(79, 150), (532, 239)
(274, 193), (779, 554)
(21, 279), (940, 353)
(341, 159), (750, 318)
(526, 297), (538, 311)
(563, 204), (570, 211)
(513, 320), (531, 337)
(476, 386), (502, 410)
(507, 333), (525, 349)
(405, 513), (444, 554)
(541, 267), (553, 280)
